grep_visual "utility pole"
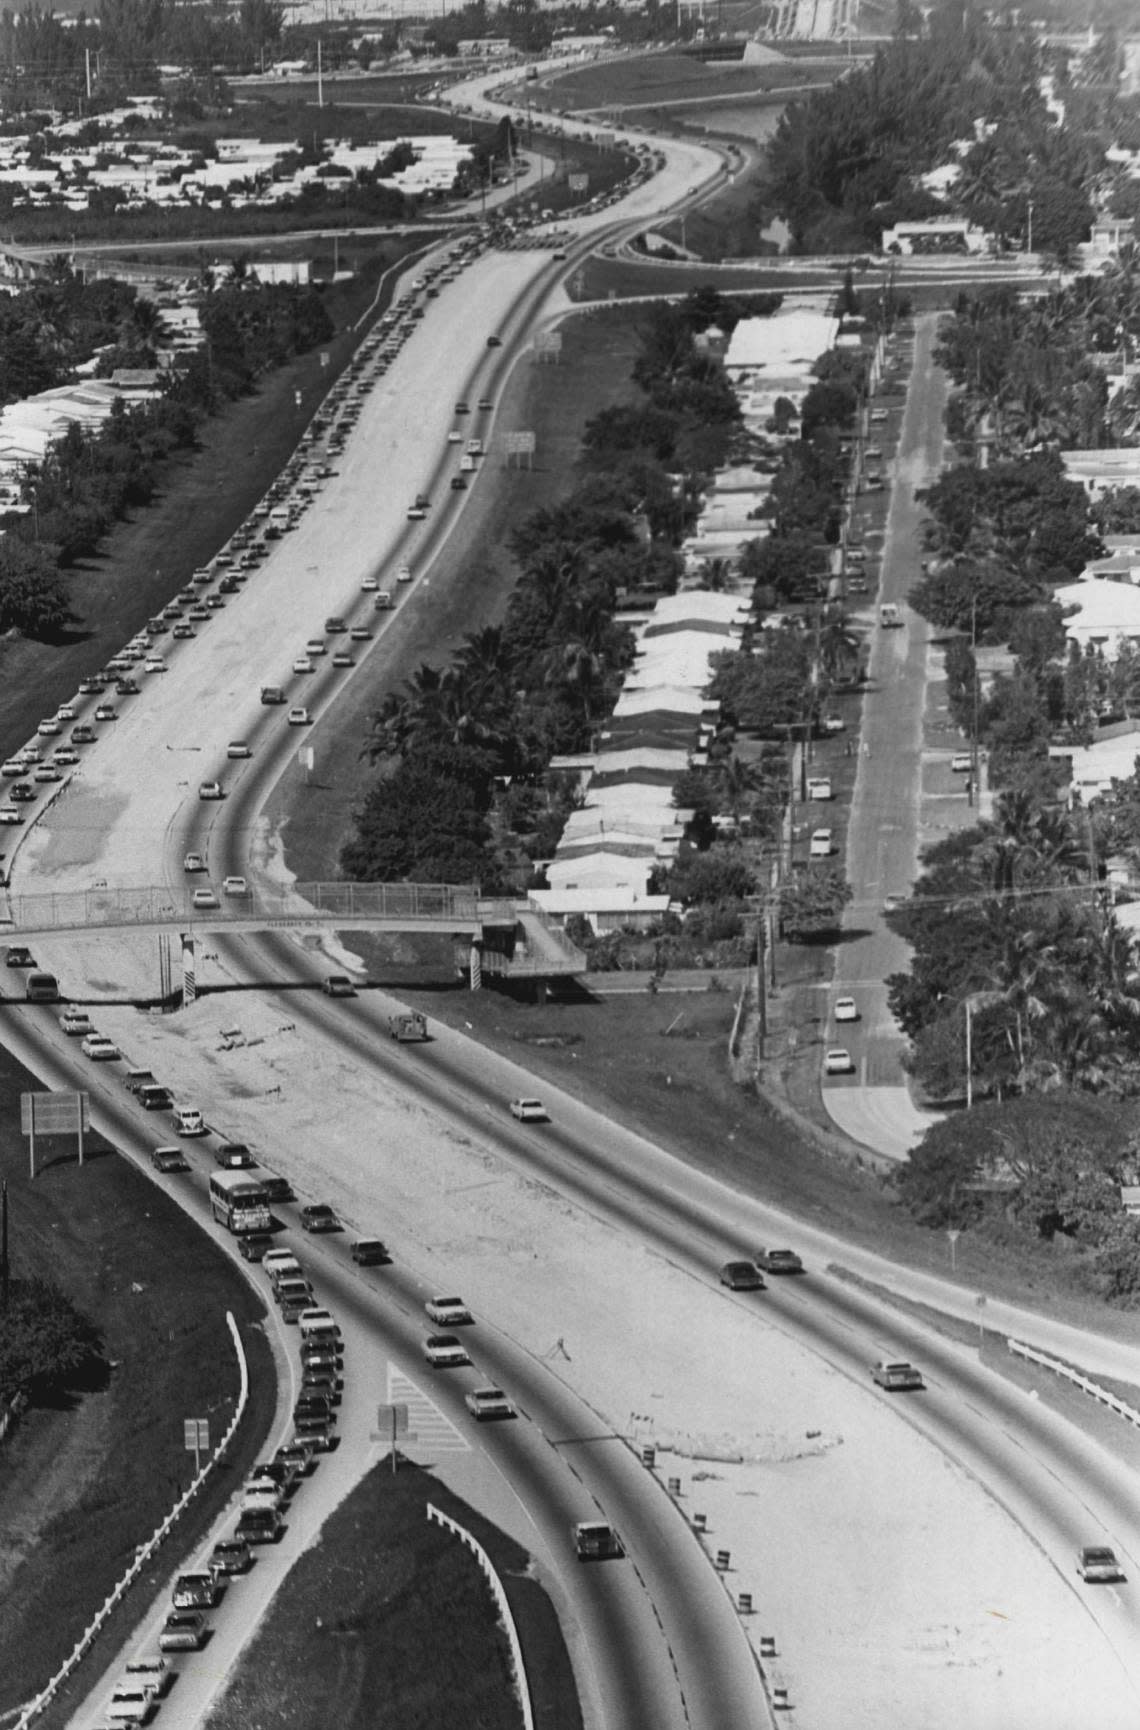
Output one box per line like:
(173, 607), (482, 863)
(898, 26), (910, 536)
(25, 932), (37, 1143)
(317, 39), (323, 109)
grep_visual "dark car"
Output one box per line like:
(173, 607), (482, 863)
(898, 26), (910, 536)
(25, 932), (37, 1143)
(719, 1260), (766, 1292)
(139, 1085), (174, 1112)
(215, 1142), (256, 1169)
(350, 1237), (389, 1266)
(5, 946), (33, 968)
(301, 1204), (340, 1233)
(151, 1145), (189, 1173)
(9, 782), (36, 802)
(209, 1537), (251, 1576)
(238, 1233), (273, 1262)
(486, 334), (502, 347)
(261, 1175), (295, 1204)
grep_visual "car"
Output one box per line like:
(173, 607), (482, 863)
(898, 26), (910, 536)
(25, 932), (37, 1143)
(120, 1657), (174, 1698)
(8, 782), (35, 803)
(227, 741), (252, 759)
(216, 1141), (256, 1169)
(465, 1386), (514, 1420)
(871, 1358), (925, 1391)
(821, 714), (846, 734)
(36, 717), (62, 736)
(139, 1085), (174, 1112)
(424, 1295), (472, 1326)
(509, 1097), (548, 1122)
(260, 1174), (294, 1203)
(261, 685), (287, 705)
(1077, 1545), (1126, 1583)
(351, 1237), (389, 1265)
(152, 1145), (189, 1173)
(235, 1504), (284, 1544)
(59, 1007), (93, 1036)
(174, 1105), (206, 1136)
(396, 563), (412, 583)
(755, 1247), (804, 1275)
(77, 678), (104, 695)
(406, 504), (427, 520)
(477, 398), (494, 412)
(882, 894), (903, 915)
(300, 1204), (340, 1233)
(824, 1047), (855, 1075)
(486, 334), (502, 348)
(55, 703), (76, 721)
(349, 626), (371, 642)
(81, 1033), (120, 1061)
(332, 651), (354, 668)
(238, 1232), (273, 1262)
(192, 888), (219, 910)
(287, 707), (311, 727)
(454, 400), (470, 414)
(950, 752), (972, 773)
(93, 704), (117, 722)
(450, 475), (467, 490)
(172, 1570), (221, 1609)
(292, 655), (316, 677)
(301, 1367), (339, 1402)
(292, 1413), (334, 1451)
(323, 974), (355, 997)
(275, 1438), (318, 1476)
(446, 429), (462, 443)
(5, 946), (33, 968)
(0, 807), (24, 826)
(209, 1538), (252, 1576)
(71, 725), (97, 745)
(183, 851), (206, 873)
(423, 1333), (471, 1368)
(325, 616), (347, 633)
(158, 1610), (208, 1651)
(51, 747), (79, 765)
(361, 574), (380, 591)
(0, 760), (22, 778)
(719, 1260), (766, 1291)
(144, 657), (168, 674)
(834, 996), (859, 1022)
(198, 781), (225, 801)
(299, 1341), (340, 1372)
(223, 875), (249, 897)
(33, 764), (63, 783)
(253, 1457), (301, 1493)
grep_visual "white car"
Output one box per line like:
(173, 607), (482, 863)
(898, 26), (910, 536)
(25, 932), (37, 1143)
(834, 997), (859, 1022)
(464, 1386), (515, 1421)
(509, 1097), (548, 1122)
(59, 1008), (93, 1036)
(304, 639), (326, 657)
(424, 1295), (473, 1327)
(198, 781), (225, 801)
(361, 574), (380, 590)
(422, 1333), (471, 1368)
(81, 1033), (120, 1061)
(143, 657), (167, 674)
(396, 562), (412, 583)
(227, 741), (252, 759)
(174, 1106), (206, 1136)
(292, 655), (315, 675)
(950, 752), (972, 773)
(824, 1047), (855, 1075)
(51, 748), (79, 766)
(223, 875), (249, 897)
(36, 717), (62, 736)
(192, 888), (219, 910)
(183, 851), (206, 873)
(287, 707), (311, 727)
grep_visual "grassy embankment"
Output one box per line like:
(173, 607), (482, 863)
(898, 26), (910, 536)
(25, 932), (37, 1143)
(205, 1461), (582, 1730)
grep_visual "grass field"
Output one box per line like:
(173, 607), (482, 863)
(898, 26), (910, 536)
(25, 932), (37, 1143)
(540, 52), (829, 113)
(206, 1460), (581, 1730)
(0, 1050), (277, 1723)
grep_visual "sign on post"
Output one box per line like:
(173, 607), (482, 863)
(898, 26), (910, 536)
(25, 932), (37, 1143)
(184, 1417), (209, 1475)
(373, 1401), (410, 1472)
(505, 431), (537, 470)
(568, 172), (589, 195)
(21, 1091), (90, 1178)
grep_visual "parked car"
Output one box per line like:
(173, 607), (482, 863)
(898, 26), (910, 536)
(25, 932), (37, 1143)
(209, 1537), (252, 1576)
(172, 1571), (221, 1609)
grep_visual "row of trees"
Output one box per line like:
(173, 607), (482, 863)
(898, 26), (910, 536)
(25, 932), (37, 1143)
(765, 5), (1118, 257)
(0, 264), (333, 635)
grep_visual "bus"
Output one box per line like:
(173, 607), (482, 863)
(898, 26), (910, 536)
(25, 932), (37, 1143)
(209, 1169), (271, 1235)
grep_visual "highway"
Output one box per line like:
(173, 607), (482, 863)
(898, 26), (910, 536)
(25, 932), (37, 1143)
(5, 60), (1140, 1730)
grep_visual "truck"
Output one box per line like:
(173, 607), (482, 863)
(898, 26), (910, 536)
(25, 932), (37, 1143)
(879, 602), (903, 628)
(574, 1521), (625, 1561)
(389, 1011), (428, 1042)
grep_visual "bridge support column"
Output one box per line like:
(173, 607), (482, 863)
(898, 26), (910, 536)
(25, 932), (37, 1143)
(468, 943), (482, 991)
(180, 933), (196, 1005)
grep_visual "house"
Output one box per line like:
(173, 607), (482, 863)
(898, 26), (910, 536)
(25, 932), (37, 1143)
(879, 218), (988, 256)
(1054, 577), (1140, 658)
(1061, 449), (1140, 496)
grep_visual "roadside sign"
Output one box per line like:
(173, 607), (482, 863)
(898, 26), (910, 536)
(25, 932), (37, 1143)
(184, 1417), (209, 1474)
(21, 1091), (90, 1177)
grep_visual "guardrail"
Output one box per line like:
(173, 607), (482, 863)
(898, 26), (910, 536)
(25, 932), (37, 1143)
(425, 1503), (533, 1730)
(1007, 1337), (1140, 1429)
(14, 1312), (249, 1730)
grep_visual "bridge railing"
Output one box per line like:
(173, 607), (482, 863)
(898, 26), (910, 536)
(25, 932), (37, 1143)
(2, 880), (482, 934)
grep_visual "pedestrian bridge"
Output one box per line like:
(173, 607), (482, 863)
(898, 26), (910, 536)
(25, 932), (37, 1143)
(1, 881), (586, 979)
